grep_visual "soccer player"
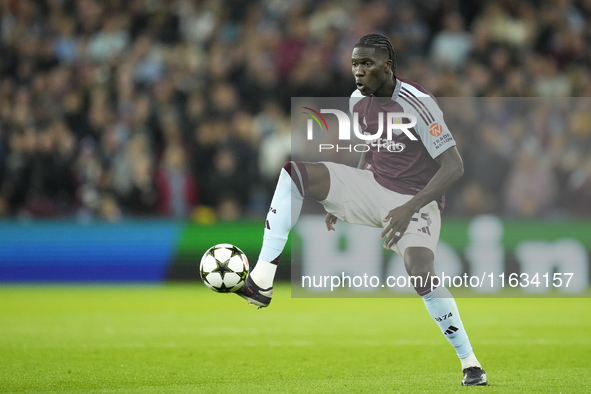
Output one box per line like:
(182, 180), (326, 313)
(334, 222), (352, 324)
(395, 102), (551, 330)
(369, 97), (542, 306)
(236, 33), (487, 386)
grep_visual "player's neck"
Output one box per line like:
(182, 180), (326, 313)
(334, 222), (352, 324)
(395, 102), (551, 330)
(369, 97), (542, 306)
(374, 75), (397, 102)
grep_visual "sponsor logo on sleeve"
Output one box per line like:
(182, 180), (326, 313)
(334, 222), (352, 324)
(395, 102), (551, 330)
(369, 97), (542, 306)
(429, 122), (442, 137)
(432, 132), (453, 150)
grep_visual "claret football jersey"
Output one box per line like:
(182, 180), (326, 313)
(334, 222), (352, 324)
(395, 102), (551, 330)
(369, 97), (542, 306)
(349, 77), (456, 210)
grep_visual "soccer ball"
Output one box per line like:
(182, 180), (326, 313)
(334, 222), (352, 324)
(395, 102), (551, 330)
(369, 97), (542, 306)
(200, 243), (249, 292)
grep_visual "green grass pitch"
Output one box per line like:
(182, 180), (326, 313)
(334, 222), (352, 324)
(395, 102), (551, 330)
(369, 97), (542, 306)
(1, 284), (590, 393)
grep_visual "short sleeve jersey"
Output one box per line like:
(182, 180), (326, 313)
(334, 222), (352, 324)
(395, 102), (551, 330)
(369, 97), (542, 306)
(349, 77), (456, 210)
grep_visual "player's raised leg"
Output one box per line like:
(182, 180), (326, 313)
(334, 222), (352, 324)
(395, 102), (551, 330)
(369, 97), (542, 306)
(405, 247), (487, 386)
(236, 161), (329, 308)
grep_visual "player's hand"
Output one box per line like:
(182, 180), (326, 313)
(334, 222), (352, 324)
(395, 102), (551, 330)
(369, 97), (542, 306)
(325, 213), (338, 231)
(380, 205), (415, 249)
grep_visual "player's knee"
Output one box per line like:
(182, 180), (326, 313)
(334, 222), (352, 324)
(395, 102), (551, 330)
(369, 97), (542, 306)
(404, 247), (435, 282)
(407, 264), (432, 283)
(282, 161), (330, 200)
(303, 162), (330, 201)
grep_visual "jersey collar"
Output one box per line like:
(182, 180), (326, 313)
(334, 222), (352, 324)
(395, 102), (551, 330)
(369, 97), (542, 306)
(392, 77), (401, 101)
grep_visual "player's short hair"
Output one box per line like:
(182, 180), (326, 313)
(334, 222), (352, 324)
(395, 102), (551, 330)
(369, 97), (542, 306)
(354, 33), (397, 73)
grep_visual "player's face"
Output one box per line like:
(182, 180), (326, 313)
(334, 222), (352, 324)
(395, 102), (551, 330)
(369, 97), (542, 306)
(351, 47), (392, 96)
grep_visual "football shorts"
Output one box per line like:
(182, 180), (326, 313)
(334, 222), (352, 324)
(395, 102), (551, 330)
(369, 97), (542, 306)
(319, 161), (441, 257)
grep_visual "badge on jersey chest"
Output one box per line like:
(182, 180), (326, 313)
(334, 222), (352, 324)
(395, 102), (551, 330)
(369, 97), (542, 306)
(391, 116), (404, 135)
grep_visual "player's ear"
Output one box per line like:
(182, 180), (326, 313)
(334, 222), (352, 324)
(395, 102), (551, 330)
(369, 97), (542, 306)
(384, 60), (392, 73)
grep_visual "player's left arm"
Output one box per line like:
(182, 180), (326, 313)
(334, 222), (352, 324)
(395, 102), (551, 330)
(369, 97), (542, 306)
(380, 148), (463, 249)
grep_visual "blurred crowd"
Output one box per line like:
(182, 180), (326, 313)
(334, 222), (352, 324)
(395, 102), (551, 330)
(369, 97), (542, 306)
(0, 0), (590, 222)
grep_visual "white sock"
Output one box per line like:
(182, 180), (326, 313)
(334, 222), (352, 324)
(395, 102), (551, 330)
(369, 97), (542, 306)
(460, 352), (481, 370)
(249, 259), (277, 289)
(251, 164), (304, 288)
(422, 286), (474, 360)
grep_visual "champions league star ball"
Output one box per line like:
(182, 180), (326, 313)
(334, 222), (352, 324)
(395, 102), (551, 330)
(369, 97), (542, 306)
(200, 243), (249, 292)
